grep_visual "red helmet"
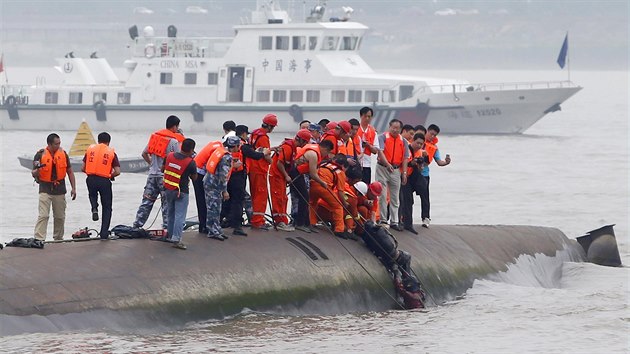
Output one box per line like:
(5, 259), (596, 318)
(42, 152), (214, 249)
(337, 120), (351, 133)
(263, 113), (278, 127)
(325, 121), (338, 131)
(368, 182), (383, 197)
(296, 129), (312, 142)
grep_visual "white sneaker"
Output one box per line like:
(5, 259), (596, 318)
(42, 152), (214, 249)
(422, 218), (430, 228)
(277, 222), (295, 232)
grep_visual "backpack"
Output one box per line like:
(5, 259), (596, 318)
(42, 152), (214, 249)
(110, 225), (150, 239)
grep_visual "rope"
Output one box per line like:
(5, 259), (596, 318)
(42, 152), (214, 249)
(288, 175), (406, 310)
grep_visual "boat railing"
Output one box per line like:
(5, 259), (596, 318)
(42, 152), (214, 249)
(415, 80), (579, 95)
(132, 36), (233, 59)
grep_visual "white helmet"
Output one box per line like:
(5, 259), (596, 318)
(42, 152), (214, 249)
(354, 181), (368, 196)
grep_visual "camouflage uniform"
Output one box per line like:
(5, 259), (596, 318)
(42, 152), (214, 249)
(204, 154), (233, 236)
(133, 138), (179, 230)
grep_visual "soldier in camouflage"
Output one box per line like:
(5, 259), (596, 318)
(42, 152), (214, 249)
(204, 136), (241, 240)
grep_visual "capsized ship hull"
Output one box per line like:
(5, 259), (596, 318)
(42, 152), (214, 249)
(0, 224), (585, 335)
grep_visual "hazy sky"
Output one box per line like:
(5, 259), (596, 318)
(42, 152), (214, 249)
(0, 0), (627, 70)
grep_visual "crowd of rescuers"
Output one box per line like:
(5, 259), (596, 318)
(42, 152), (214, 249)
(31, 108), (451, 251)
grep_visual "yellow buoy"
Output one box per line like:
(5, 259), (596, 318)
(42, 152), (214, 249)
(68, 121), (96, 157)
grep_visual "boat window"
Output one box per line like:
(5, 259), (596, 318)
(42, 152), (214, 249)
(260, 36), (273, 50)
(399, 85), (414, 101)
(160, 73), (173, 85)
(292, 36), (306, 50)
(69, 92), (83, 104)
(208, 72), (218, 85)
(185, 73), (197, 85)
(382, 90), (396, 103)
(276, 36), (289, 50)
(45, 92), (58, 104)
(93, 92), (107, 103)
(117, 92), (131, 104)
(308, 36), (318, 50)
(273, 90), (287, 102)
(348, 90), (362, 102)
(365, 90), (379, 103)
(290, 90), (303, 102)
(306, 90), (320, 102)
(256, 90), (270, 102)
(331, 90), (345, 102)
(322, 36), (339, 51)
(340, 36), (358, 51)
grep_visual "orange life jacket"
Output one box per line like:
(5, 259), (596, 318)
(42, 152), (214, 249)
(231, 149), (244, 173)
(147, 129), (185, 158)
(339, 135), (359, 159)
(194, 141), (223, 170)
(39, 147), (68, 183)
(318, 161), (343, 190)
(321, 132), (339, 155)
(85, 143), (115, 178)
(357, 125), (376, 156)
(247, 128), (270, 174)
(163, 152), (193, 192)
(383, 132), (405, 166)
(271, 138), (296, 177)
(424, 141), (437, 165)
(295, 143), (320, 175)
(206, 145), (232, 180)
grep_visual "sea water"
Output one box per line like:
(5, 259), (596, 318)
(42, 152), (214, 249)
(0, 70), (628, 353)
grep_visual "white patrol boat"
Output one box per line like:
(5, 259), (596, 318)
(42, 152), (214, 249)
(0, 1), (581, 134)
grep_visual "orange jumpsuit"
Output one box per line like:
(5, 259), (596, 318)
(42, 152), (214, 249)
(269, 139), (295, 225)
(309, 162), (346, 233)
(247, 129), (271, 227)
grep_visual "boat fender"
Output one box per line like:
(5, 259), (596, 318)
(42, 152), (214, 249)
(5, 95), (19, 120)
(415, 102), (430, 120)
(288, 104), (303, 123)
(190, 103), (204, 122)
(144, 44), (156, 59)
(93, 100), (107, 121)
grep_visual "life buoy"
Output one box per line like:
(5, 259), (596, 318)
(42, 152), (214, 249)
(5, 95), (19, 120)
(93, 100), (107, 121)
(190, 103), (203, 122)
(145, 44), (156, 59)
(288, 104), (303, 123)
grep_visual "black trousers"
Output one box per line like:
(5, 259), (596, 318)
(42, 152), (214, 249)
(399, 178), (415, 228)
(192, 174), (207, 233)
(289, 168), (309, 227)
(361, 167), (372, 184)
(417, 175), (430, 220)
(86, 175), (113, 239)
(227, 171), (247, 228)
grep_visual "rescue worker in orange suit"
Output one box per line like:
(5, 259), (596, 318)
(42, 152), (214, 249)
(204, 136), (241, 240)
(163, 138), (197, 250)
(269, 129), (312, 231)
(133, 115), (185, 232)
(354, 181), (382, 236)
(247, 113), (277, 230)
(376, 119), (409, 232)
(229, 125), (272, 236)
(399, 133), (429, 235)
(339, 165), (363, 239)
(32, 133), (77, 241)
(310, 154), (351, 239)
(81, 132), (121, 240)
(292, 139), (333, 233)
(192, 139), (223, 234)
(321, 120), (351, 156)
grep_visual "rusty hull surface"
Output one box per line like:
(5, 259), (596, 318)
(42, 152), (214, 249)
(0, 225), (580, 321)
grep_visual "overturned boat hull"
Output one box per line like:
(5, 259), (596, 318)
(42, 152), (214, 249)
(0, 225), (584, 334)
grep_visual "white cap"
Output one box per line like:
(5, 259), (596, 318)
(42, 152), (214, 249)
(221, 130), (236, 143)
(354, 181), (368, 196)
